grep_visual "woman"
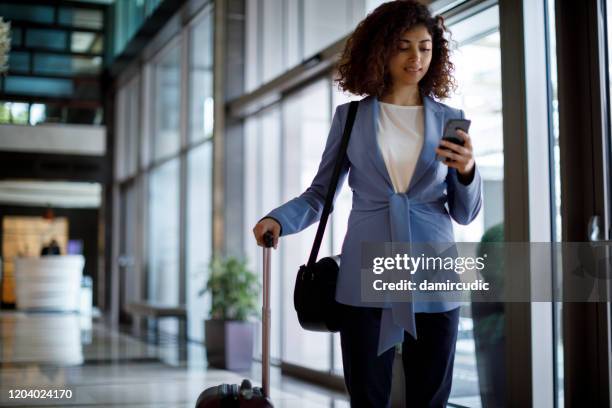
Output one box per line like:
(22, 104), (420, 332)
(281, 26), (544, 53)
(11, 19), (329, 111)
(252, 1), (482, 406)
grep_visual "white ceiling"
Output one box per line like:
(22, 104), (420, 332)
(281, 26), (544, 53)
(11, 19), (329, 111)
(0, 180), (102, 208)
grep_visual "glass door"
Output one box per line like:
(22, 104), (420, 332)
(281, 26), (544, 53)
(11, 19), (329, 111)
(446, 6), (506, 406)
(280, 79), (333, 371)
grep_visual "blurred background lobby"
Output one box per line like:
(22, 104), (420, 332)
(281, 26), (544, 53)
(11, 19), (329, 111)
(0, 0), (611, 407)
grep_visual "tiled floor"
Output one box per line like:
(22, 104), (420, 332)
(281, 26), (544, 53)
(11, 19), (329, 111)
(0, 311), (350, 407)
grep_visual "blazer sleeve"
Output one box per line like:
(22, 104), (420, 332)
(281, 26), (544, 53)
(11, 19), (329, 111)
(445, 109), (483, 225)
(259, 105), (350, 236)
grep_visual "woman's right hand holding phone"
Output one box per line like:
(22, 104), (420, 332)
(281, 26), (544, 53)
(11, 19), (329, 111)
(253, 217), (281, 249)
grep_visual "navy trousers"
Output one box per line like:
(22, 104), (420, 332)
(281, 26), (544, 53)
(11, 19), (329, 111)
(339, 305), (460, 408)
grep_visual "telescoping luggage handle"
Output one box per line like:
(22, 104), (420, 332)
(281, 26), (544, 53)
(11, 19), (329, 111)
(262, 231), (274, 398)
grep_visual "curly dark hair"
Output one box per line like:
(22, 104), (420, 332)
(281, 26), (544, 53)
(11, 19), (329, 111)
(335, 0), (456, 100)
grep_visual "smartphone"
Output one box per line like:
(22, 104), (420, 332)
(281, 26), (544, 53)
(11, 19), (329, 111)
(436, 118), (471, 161)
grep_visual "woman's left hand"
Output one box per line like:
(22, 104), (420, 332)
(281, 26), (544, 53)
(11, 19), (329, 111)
(435, 129), (475, 177)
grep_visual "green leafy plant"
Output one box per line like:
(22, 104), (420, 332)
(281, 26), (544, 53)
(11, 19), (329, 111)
(199, 256), (260, 321)
(477, 223), (504, 289)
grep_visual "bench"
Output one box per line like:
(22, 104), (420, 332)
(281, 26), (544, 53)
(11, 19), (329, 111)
(126, 302), (188, 343)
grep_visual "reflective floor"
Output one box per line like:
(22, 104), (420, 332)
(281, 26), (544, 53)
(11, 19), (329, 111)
(0, 311), (350, 407)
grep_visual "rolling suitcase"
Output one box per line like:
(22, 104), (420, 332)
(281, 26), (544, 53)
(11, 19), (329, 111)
(195, 232), (275, 408)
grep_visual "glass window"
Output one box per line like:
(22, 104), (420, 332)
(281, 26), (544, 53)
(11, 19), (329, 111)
(285, 0), (301, 70)
(244, 105), (283, 360)
(0, 101), (29, 124)
(151, 43), (182, 161)
(189, 9), (214, 144)
(243, 117), (258, 305)
(33, 54), (102, 75)
(259, 108), (283, 361)
(279, 79), (332, 371)
(113, 1), (126, 55)
(144, 0), (163, 16)
(10, 103), (29, 124)
(302, 0), (356, 58)
(186, 142), (213, 342)
(0, 102), (10, 123)
(366, 0), (387, 13)
(26, 29), (68, 51)
(246, 0), (369, 91)
(10, 27), (22, 47)
(71, 32), (104, 54)
(9, 103), (99, 125)
(58, 8), (103, 30)
(113, 0), (163, 56)
(245, 0), (259, 91)
(243, 81), (360, 374)
(9, 51), (30, 73)
(148, 159), (180, 332)
(0, 4), (54, 24)
(444, 6), (506, 407)
(261, 0), (285, 84)
(12, 102), (28, 124)
(124, 1), (144, 42)
(29, 103), (45, 125)
(447, 6), (502, 241)
(31, 103), (62, 124)
(4, 76), (73, 97)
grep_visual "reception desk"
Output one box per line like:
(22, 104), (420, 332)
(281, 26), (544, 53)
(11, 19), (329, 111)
(14, 255), (85, 312)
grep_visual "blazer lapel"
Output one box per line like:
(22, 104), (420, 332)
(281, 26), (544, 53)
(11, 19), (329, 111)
(406, 93), (443, 194)
(363, 96), (394, 190)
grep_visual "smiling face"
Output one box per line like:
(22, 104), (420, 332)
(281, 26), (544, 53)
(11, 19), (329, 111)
(386, 24), (433, 89)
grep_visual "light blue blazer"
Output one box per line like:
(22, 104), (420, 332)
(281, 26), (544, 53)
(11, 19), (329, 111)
(263, 93), (483, 355)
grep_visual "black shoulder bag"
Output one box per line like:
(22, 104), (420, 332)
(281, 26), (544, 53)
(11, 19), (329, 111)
(293, 100), (359, 332)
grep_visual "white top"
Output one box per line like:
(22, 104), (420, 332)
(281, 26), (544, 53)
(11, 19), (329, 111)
(376, 102), (425, 193)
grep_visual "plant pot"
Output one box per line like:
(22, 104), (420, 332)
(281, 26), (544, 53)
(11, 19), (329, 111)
(205, 319), (254, 371)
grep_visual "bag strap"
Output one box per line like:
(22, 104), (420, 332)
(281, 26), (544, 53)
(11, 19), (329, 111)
(307, 100), (359, 267)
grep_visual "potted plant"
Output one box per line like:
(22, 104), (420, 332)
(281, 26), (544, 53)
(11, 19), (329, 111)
(200, 256), (260, 371)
